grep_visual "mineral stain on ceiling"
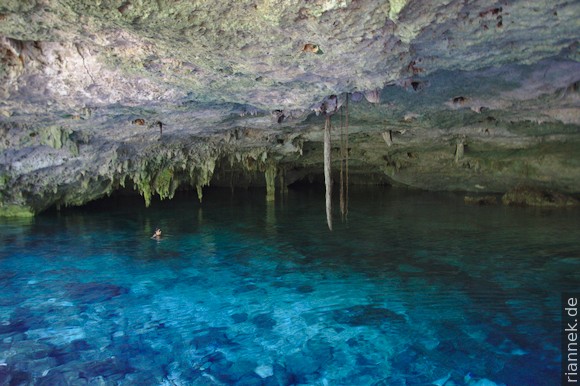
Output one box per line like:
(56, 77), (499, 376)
(0, 0), (579, 215)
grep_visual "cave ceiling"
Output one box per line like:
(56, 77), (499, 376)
(0, 0), (579, 214)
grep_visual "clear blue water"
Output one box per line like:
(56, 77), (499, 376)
(0, 187), (578, 385)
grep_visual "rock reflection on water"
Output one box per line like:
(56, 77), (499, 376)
(0, 187), (577, 385)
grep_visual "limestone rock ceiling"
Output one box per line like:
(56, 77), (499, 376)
(0, 0), (579, 215)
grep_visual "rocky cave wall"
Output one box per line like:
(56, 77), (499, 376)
(0, 0), (579, 215)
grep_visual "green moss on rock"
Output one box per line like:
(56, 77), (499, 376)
(0, 204), (35, 217)
(39, 126), (79, 155)
(0, 173), (9, 188)
(154, 167), (174, 200)
(133, 172), (153, 207)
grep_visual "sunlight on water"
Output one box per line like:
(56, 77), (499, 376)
(0, 187), (578, 385)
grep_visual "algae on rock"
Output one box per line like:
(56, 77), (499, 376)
(40, 126), (79, 156)
(0, 203), (34, 217)
(154, 167), (175, 201)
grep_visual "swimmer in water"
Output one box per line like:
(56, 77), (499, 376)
(151, 228), (162, 240)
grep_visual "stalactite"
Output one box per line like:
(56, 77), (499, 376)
(339, 102), (346, 221)
(265, 162), (276, 201)
(196, 184), (204, 203)
(344, 94), (350, 220)
(324, 115), (333, 231)
(455, 141), (465, 163)
(335, 93), (350, 224)
(153, 167), (175, 200)
(382, 130), (393, 147)
(194, 157), (217, 203)
(364, 89), (381, 104)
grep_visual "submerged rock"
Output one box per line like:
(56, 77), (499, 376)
(25, 326), (86, 346)
(332, 305), (406, 327)
(65, 282), (129, 304)
(431, 372), (451, 386)
(284, 352), (321, 383)
(36, 370), (69, 386)
(250, 313), (277, 330)
(190, 328), (235, 352)
(2, 370), (32, 386)
(231, 312), (248, 324)
(467, 378), (504, 386)
(254, 364), (273, 379)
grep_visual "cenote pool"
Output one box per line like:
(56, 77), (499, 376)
(0, 187), (578, 385)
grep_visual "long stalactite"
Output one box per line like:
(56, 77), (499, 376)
(340, 103), (345, 220)
(324, 115), (333, 231)
(339, 94), (350, 222)
(345, 93), (349, 219)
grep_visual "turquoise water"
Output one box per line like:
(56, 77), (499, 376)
(0, 187), (578, 385)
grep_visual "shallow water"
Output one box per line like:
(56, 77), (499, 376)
(0, 187), (578, 385)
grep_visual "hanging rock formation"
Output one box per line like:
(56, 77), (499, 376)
(0, 0), (579, 215)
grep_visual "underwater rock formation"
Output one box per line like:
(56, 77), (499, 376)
(0, 0), (579, 214)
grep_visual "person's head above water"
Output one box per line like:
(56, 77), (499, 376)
(152, 228), (162, 238)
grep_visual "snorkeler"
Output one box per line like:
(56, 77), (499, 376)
(151, 228), (162, 240)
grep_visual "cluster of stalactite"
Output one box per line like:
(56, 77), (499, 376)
(0, 139), (290, 215)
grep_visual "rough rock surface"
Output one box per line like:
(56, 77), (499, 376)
(0, 0), (579, 214)
(501, 185), (579, 207)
